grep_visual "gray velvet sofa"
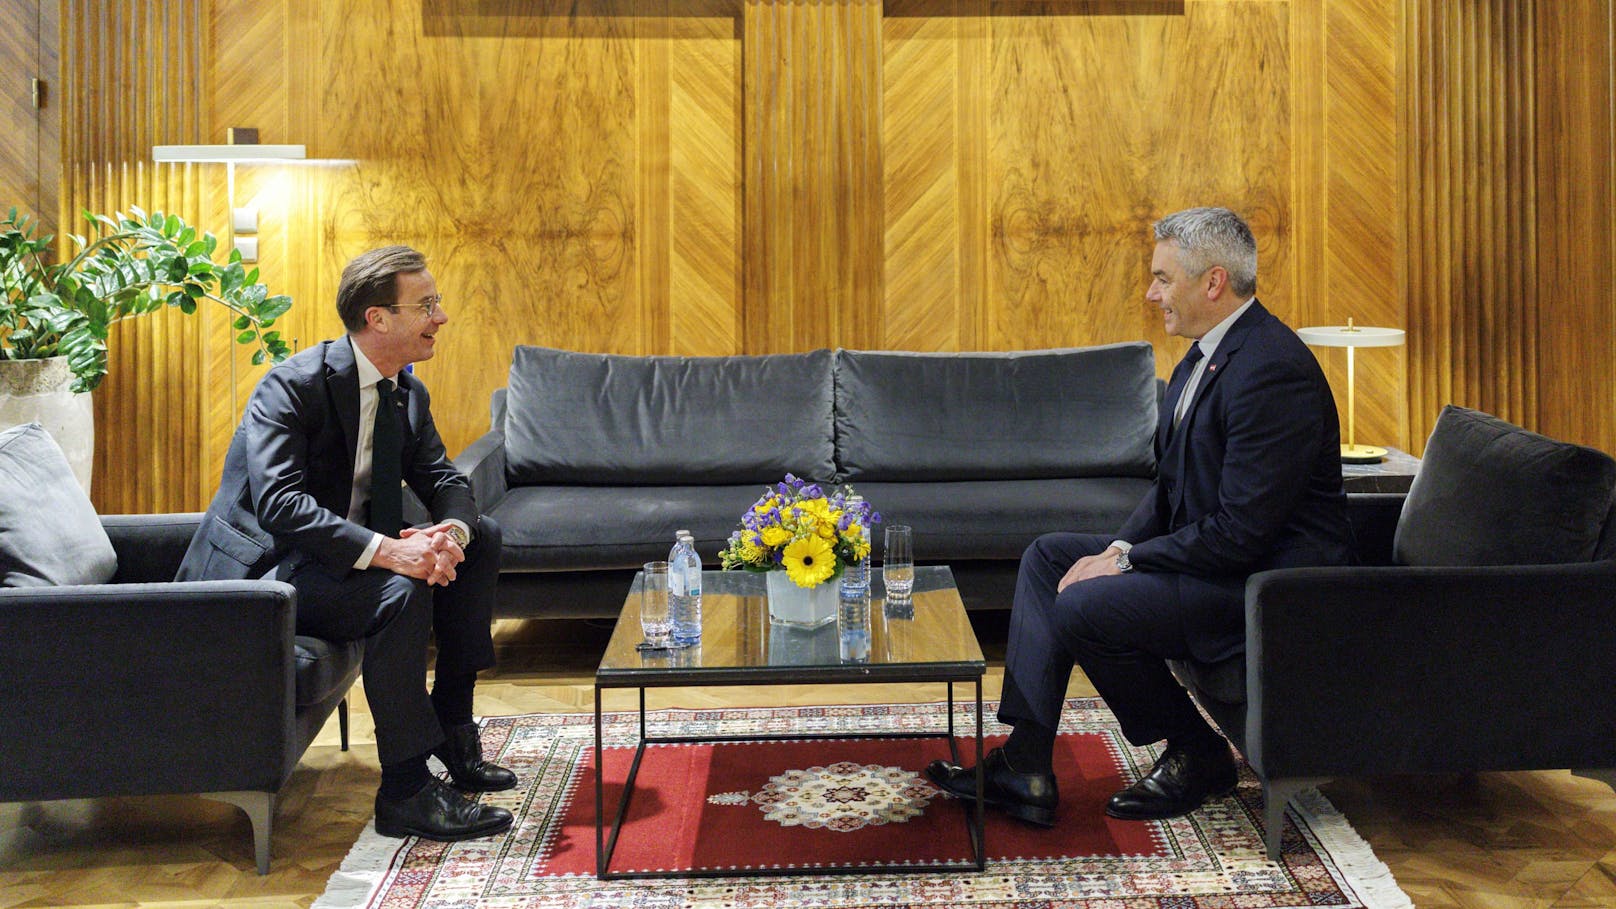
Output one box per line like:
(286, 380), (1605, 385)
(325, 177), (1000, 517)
(456, 343), (1161, 618)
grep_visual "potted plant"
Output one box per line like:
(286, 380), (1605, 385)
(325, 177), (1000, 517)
(1, 205), (293, 489)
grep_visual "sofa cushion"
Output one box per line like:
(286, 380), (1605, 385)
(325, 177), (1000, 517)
(491, 484), (777, 571)
(0, 422), (117, 587)
(853, 478), (1153, 560)
(293, 635), (363, 708)
(834, 344), (1158, 482)
(490, 477), (1154, 573)
(1395, 405), (1616, 566)
(504, 347), (837, 486)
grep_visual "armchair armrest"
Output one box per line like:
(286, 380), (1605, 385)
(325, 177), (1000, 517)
(456, 428), (508, 511)
(1245, 560), (1616, 780)
(0, 579), (299, 802)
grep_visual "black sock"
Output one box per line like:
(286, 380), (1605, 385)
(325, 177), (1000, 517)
(1169, 719), (1225, 755)
(1002, 719), (1057, 775)
(379, 753), (433, 801)
(430, 672), (477, 728)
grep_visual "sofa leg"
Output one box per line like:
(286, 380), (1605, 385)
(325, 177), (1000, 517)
(339, 697), (350, 752)
(1261, 778), (1325, 863)
(1572, 768), (1616, 793)
(201, 790), (274, 875)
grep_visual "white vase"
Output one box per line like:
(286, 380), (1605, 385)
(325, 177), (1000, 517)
(0, 357), (94, 493)
(766, 570), (838, 628)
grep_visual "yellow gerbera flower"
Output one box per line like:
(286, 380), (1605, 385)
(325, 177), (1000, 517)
(782, 535), (836, 588)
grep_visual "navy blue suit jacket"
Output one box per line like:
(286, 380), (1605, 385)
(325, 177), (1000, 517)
(1119, 300), (1352, 581)
(176, 337), (476, 581)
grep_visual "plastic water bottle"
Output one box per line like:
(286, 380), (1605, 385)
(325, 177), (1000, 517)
(669, 531), (703, 646)
(840, 495), (871, 599)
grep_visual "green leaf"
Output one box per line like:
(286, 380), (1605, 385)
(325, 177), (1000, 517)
(233, 315), (252, 331)
(237, 329), (258, 344)
(251, 350), (267, 366)
(164, 212), (182, 237)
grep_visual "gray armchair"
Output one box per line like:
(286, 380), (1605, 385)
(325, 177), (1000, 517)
(1178, 406), (1616, 860)
(0, 513), (362, 874)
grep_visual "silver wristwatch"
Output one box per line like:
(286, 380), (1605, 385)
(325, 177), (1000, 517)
(1114, 549), (1134, 573)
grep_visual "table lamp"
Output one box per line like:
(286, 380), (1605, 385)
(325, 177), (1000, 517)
(1297, 319), (1406, 463)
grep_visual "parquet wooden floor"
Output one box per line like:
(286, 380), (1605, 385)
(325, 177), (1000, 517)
(3, 615), (1614, 908)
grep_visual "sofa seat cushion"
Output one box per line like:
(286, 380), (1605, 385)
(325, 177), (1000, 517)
(504, 347), (837, 486)
(834, 344), (1159, 482)
(491, 484), (777, 571)
(826, 478), (1153, 561)
(1395, 405), (1616, 566)
(293, 636), (362, 708)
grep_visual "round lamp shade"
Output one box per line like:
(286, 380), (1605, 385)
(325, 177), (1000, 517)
(1297, 325), (1406, 348)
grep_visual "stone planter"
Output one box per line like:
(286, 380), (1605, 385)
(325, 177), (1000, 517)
(0, 357), (94, 492)
(765, 569), (838, 628)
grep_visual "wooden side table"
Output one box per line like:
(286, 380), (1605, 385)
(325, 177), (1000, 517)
(1342, 447), (1420, 493)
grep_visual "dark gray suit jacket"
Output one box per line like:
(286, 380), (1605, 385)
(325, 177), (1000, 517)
(177, 336), (476, 581)
(1119, 300), (1352, 580)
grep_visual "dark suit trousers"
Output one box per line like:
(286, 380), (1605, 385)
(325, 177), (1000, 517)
(999, 532), (1242, 747)
(282, 518), (502, 766)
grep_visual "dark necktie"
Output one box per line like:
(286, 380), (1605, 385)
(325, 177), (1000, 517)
(368, 378), (403, 535)
(1160, 343), (1205, 446)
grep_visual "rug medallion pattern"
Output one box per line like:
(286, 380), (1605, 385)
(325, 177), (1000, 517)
(315, 699), (1409, 908)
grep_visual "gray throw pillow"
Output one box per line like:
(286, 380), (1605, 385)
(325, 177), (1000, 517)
(1394, 405), (1616, 566)
(0, 422), (117, 586)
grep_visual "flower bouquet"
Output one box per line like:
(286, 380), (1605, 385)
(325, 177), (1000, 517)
(719, 474), (880, 626)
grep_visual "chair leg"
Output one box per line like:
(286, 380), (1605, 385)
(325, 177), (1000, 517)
(1572, 768), (1616, 792)
(200, 790), (274, 875)
(1261, 778), (1325, 862)
(339, 697), (350, 752)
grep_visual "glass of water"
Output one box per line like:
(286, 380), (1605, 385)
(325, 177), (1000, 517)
(640, 561), (672, 648)
(883, 524), (914, 600)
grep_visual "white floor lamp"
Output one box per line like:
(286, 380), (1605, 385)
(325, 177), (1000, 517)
(1298, 319), (1406, 463)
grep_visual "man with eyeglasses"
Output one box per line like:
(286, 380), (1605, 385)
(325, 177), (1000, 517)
(179, 246), (514, 842)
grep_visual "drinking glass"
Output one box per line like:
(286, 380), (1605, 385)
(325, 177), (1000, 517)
(640, 561), (672, 647)
(883, 524), (914, 599)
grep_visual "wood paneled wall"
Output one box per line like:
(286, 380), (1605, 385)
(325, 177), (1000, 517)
(50, 1), (1614, 513)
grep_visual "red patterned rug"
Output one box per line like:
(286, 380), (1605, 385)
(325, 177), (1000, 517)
(314, 699), (1410, 908)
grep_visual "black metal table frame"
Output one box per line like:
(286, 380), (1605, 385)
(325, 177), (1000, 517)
(593, 673), (984, 880)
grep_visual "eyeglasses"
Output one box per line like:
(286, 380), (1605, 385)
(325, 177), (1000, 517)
(387, 294), (445, 318)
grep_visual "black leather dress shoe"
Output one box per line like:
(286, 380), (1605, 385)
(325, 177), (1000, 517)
(1105, 740), (1237, 821)
(926, 747), (1058, 827)
(435, 723), (518, 792)
(374, 778), (514, 841)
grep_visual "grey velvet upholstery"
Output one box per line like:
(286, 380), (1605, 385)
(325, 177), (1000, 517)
(0, 422), (117, 586)
(834, 344), (1158, 481)
(0, 513), (361, 874)
(461, 345), (1160, 619)
(1395, 405), (1616, 565)
(504, 346), (837, 485)
(1173, 409), (1616, 861)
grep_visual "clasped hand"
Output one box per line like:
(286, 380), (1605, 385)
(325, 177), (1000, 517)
(382, 523), (466, 586)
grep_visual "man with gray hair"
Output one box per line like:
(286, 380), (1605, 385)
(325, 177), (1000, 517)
(930, 207), (1352, 825)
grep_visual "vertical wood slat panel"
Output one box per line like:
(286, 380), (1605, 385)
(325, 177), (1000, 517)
(63, 0), (209, 513)
(1402, 0), (1540, 453)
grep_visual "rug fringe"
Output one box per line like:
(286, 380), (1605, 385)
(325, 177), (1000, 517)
(310, 820), (405, 909)
(1291, 787), (1413, 909)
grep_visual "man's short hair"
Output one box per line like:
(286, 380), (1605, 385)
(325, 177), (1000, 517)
(1153, 207), (1258, 297)
(335, 245), (428, 332)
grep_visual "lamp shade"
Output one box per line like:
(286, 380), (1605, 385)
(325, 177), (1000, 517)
(152, 144), (306, 163)
(1297, 325), (1405, 348)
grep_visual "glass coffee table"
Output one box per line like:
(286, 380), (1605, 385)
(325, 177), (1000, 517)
(594, 565), (986, 879)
